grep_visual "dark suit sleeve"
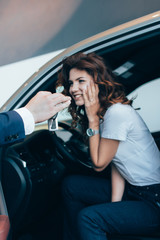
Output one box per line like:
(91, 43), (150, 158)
(0, 111), (25, 146)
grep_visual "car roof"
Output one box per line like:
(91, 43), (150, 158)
(1, 11), (160, 112)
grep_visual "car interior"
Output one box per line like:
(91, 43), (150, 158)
(1, 25), (160, 240)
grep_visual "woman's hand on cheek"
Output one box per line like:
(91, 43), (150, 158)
(83, 83), (100, 125)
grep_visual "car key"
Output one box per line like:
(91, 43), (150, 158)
(48, 113), (58, 131)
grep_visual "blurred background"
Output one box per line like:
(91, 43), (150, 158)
(0, 0), (160, 66)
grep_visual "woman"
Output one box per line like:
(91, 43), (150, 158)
(57, 52), (160, 240)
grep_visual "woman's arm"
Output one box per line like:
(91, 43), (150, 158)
(89, 132), (119, 171)
(83, 82), (119, 171)
(111, 164), (125, 202)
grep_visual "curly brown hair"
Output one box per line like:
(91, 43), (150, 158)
(56, 52), (132, 133)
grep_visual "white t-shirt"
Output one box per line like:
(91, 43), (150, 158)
(100, 103), (160, 186)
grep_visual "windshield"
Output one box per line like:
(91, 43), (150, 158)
(0, 49), (64, 109)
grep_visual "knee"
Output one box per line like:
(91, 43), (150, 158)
(77, 208), (108, 238)
(77, 207), (103, 238)
(77, 207), (95, 230)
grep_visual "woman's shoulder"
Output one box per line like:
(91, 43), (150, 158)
(101, 103), (134, 138)
(103, 103), (135, 123)
(107, 103), (133, 115)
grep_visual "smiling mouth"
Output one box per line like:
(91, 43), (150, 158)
(73, 94), (82, 100)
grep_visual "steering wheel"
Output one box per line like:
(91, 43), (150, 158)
(50, 122), (92, 168)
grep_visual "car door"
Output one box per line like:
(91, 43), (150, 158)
(0, 147), (10, 240)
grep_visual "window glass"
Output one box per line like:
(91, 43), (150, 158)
(127, 78), (160, 133)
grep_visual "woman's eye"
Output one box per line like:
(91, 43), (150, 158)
(79, 79), (85, 83)
(69, 81), (73, 86)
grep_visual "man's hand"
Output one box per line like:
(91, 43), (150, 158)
(25, 91), (71, 123)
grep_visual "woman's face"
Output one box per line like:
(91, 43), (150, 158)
(69, 68), (94, 106)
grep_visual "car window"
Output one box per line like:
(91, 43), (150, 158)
(57, 108), (72, 121)
(56, 86), (72, 122)
(37, 78), (160, 132)
(127, 78), (160, 133)
(56, 79), (160, 133)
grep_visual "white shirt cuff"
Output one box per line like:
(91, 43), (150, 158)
(15, 107), (35, 135)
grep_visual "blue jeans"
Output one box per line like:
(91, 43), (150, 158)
(61, 175), (160, 240)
